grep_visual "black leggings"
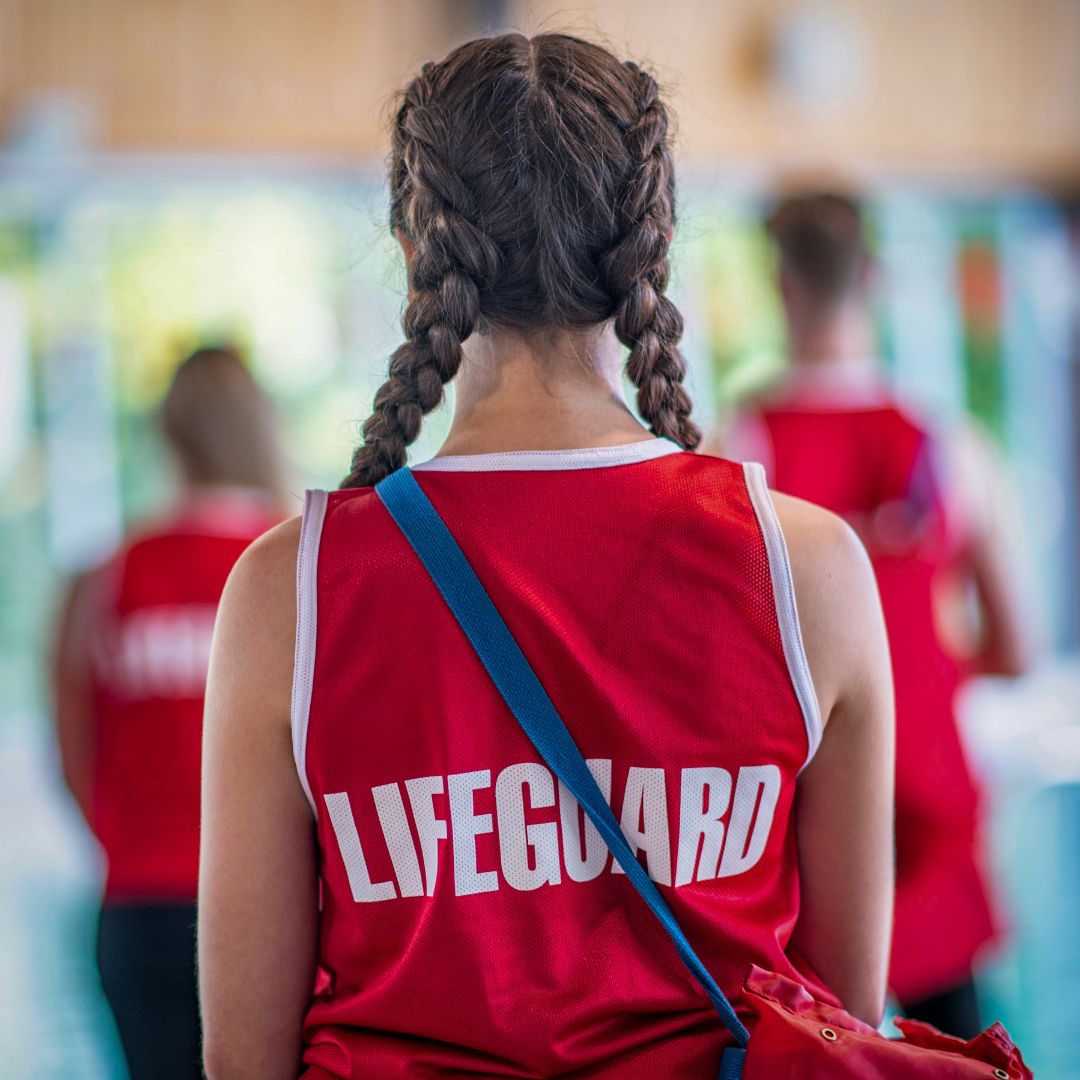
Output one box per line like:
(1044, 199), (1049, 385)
(900, 974), (982, 1040)
(97, 901), (202, 1080)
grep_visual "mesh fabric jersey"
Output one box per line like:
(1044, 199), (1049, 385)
(295, 442), (833, 1079)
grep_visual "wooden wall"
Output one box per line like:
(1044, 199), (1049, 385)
(0, 0), (460, 154)
(1, 0), (1078, 183)
(530, 0), (1080, 184)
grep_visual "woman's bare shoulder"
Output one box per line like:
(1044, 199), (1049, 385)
(770, 491), (870, 581)
(210, 515), (303, 728)
(226, 515), (302, 613)
(769, 491), (883, 722)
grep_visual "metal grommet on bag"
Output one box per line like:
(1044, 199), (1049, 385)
(820, 1027), (838, 1042)
(993, 1071), (1010, 1079)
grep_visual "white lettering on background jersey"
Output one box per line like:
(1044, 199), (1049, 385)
(94, 605), (218, 699)
(324, 761), (783, 903)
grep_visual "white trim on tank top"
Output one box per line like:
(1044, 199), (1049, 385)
(412, 438), (682, 472)
(742, 461), (824, 768)
(292, 488), (327, 817)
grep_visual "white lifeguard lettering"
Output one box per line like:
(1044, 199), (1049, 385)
(324, 791), (396, 902)
(325, 760), (786, 904)
(614, 766), (672, 885)
(558, 758), (612, 882)
(675, 767), (733, 885)
(495, 763), (561, 891)
(405, 775), (447, 896)
(718, 765), (781, 877)
(448, 770), (498, 896)
(372, 782), (424, 898)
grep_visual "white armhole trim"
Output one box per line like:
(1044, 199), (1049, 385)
(291, 489), (328, 817)
(742, 462), (824, 769)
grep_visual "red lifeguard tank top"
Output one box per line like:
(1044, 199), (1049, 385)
(88, 492), (280, 900)
(730, 363), (998, 1002)
(295, 441), (832, 1078)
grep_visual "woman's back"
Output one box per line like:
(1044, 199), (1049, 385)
(299, 445), (831, 1076)
(197, 34), (894, 1080)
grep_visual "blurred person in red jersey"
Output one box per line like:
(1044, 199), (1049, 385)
(718, 192), (1030, 1038)
(51, 345), (286, 1080)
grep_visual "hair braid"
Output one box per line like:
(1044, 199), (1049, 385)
(342, 69), (499, 488)
(603, 64), (700, 451)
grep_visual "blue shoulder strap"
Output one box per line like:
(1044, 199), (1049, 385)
(376, 467), (749, 1078)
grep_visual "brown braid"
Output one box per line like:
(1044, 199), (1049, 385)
(604, 63), (700, 451)
(343, 35), (699, 487)
(342, 66), (498, 487)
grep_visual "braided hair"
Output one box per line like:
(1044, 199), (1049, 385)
(343, 34), (699, 488)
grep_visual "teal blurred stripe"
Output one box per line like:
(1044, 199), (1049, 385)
(0, 713), (126, 1078)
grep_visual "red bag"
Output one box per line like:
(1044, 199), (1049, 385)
(736, 966), (1032, 1078)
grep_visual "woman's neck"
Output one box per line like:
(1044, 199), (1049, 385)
(437, 324), (653, 456)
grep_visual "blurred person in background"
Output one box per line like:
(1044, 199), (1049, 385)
(198, 35), (895, 1079)
(51, 346), (286, 1080)
(718, 192), (1029, 1037)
